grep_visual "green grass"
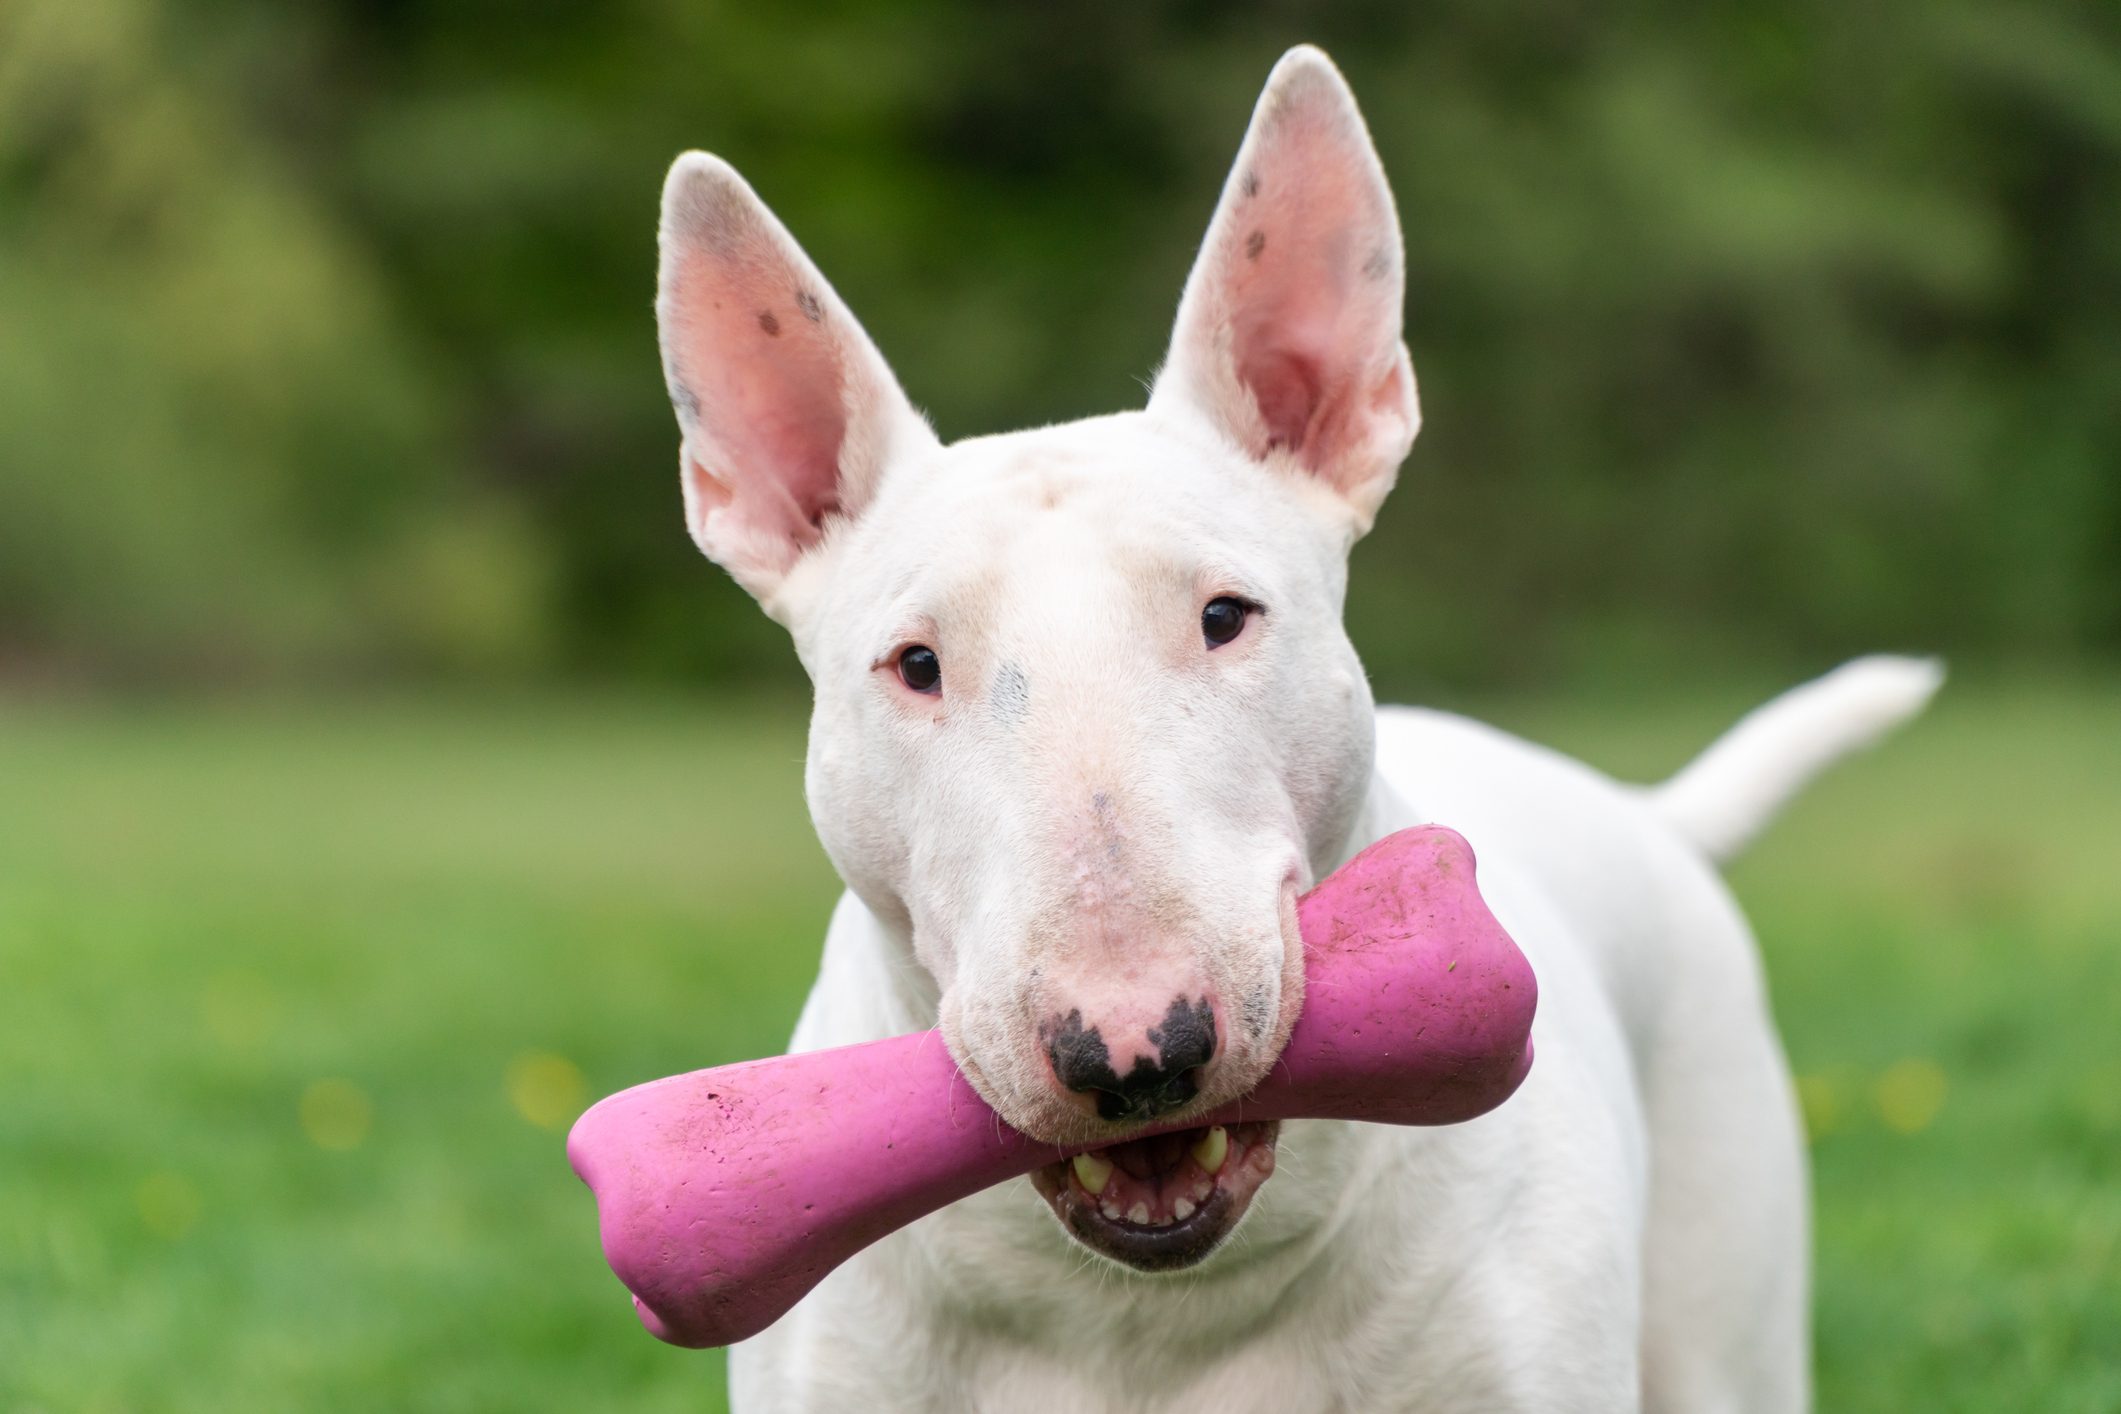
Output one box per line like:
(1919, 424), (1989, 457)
(2, 675), (2115, 1411)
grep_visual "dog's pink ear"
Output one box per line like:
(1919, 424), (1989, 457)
(1151, 47), (1418, 533)
(657, 154), (938, 612)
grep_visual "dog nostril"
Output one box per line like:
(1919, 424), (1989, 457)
(1045, 997), (1217, 1125)
(1046, 1015), (1126, 1109)
(1151, 996), (1217, 1078)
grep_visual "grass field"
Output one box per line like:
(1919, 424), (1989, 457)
(3, 673), (2116, 1411)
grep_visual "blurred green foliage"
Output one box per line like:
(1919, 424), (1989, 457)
(3, 0), (2117, 690)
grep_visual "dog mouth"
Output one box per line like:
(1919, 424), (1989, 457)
(1029, 1120), (1279, 1272)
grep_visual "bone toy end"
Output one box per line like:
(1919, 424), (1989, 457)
(570, 825), (1536, 1348)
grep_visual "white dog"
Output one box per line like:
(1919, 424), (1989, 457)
(651, 45), (1938, 1413)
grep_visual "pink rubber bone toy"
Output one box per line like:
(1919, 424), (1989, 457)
(568, 825), (1537, 1349)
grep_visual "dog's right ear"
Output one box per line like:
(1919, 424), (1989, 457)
(1149, 48), (1418, 537)
(657, 154), (939, 617)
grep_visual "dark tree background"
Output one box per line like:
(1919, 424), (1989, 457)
(4, 0), (2117, 696)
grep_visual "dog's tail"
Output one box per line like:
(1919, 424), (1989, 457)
(1648, 655), (1944, 863)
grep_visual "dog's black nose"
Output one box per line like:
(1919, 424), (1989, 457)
(1045, 997), (1217, 1124)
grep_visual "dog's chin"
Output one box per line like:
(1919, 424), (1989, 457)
(1028, 1120), (1279, 1273)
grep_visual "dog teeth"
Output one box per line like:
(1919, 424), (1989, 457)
(1191, 1125), (1229, 1176)
(1071, 1152), (1114, 1196)
(1074, 1132), (1231, 1230)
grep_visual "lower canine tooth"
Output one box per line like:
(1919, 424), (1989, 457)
(1191, 1125), (1229, 1175)
(1071, 1152), (1114, 1196)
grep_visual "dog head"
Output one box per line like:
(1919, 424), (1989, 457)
(655, 47), (1415, 1269)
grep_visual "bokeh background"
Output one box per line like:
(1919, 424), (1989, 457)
(2, 2), (2116, 1410)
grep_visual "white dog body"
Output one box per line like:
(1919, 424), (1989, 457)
(650, 46), (1937, 1413)
(738, 687), (1913, 1413)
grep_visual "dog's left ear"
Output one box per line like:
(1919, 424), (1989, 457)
(1150, 47), (1418, 535)
(657, 153), (940, 620)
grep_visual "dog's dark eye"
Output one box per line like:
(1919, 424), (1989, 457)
(1202, 597), (1249, 648)
(898, 645), (941, 693)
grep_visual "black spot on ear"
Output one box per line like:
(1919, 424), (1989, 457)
(1242, 169), (1260, 199)
(795, 289), (823, 322)
(1245, 229), (1266, 261)
(667, 380), (702, 426)
(1363, 247), (1393, 281)
(758, 310), (781, 336)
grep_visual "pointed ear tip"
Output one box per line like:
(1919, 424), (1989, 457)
(1273, 44), (1338, 75)
(1266, 44), (1356, 103)
(661, 151), (754, 233)
(664, 150), (737, 191)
